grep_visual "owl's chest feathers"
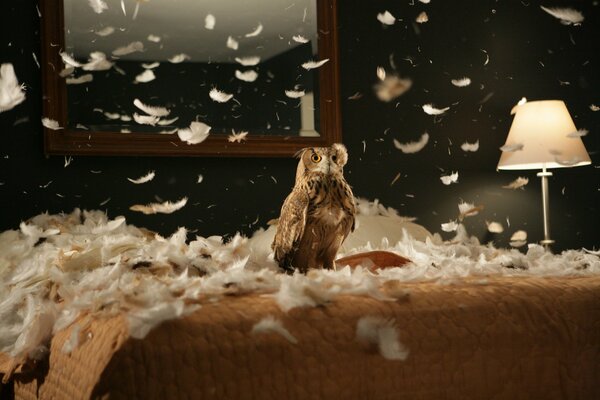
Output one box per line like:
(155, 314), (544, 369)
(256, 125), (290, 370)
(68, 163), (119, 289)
(305, 175), (350, 226)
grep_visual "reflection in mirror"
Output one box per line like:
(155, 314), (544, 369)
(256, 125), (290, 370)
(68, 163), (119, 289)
(62, 0), (321, 137)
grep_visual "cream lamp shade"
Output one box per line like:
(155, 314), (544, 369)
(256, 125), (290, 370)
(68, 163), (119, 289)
(497, 100), (591, 170)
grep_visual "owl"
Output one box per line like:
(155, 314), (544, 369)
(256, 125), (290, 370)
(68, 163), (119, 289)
(272, 143), (356, 273)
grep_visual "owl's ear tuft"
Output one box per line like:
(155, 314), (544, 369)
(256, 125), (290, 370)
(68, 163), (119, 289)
(294, 147), (312, 159)
(331, 143), (348, 167)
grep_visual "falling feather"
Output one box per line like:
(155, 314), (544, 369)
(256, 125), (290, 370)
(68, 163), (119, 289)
(502, 177), (529, 190)
(178, 121), (211, 144)
(292, 35), (309, 43)
(374, 75), (412, 102)
(422, 104), (449, 115)
(130, 197), (188, 214)
(226, 36), (239, 50)
(197, 174), (204, 183)
(376, 67), (386, 81)
(499, 143), (524, 152)
(88, 0), (108, 13)
(228, 131), (248, 143)
(157, 117), (179, 126)
(377, 11), (396, 25)
(142, 62), (159, 69)
(209, 88), (233, 103)
(41, 117), (62, 130)
(205, 14), (216, 30)
(301, 59), (329, 70)
(393, 133), (429, 154)
(251, 316), (297, 344)
(235, 70), (258, 82)
(415, 12), (429, 24)
(82, 52), (112, 71)
(133, 113), (159, 126)
(245, 23), (263, 37)
(127, 171), (155, 184)
(112, 41), (144, 56)
(451, 77), (471, 87)
(440, 172), (458, 185)
(461, 141), (479, 152)
(540, 6), (584, 25)
(134, 69), (155, 83)
(0, 64), (26, 113)
(66, 74), (93, 85)
(486, 221), (504, 234)
(235, 56), (260, 66)
(169, 54), (190, 64)
(133, 99), (170, 117)
(566, 129), (588, 138)
(458, 201), (479, 218)
(511, 97), (528, 114)
(60, 52), (82, 68)
(147, 35), (161, 43)
(285, 89), (305, 99)
(94, 26), (115, 36)
(590, 104), (599, 112)
(356, 317), (409, 361)
(441, 220), (458, 232)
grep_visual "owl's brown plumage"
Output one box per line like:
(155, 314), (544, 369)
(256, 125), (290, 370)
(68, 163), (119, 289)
(272, 143), (356, 273)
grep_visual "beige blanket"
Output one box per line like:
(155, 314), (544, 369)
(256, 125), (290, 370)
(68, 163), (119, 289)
(3, 275), (600, 399)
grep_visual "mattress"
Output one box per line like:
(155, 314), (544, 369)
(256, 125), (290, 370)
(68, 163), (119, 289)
(5, 275), (600, 399)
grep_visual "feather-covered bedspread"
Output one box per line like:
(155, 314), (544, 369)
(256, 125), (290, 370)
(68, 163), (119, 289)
(1, 199), (599, 397)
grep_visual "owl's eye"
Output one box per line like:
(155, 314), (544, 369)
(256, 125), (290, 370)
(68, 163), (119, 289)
(331, 155), (337, 162)
(311, 154), (322, 163)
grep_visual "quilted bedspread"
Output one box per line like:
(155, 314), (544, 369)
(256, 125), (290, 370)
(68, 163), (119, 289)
(4, 275), (600, 399)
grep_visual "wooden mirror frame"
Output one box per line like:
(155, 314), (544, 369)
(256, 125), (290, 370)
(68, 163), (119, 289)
(40, 0), (341, 157)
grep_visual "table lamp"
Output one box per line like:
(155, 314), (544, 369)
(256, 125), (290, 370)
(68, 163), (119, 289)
(497, 100), (591, 247)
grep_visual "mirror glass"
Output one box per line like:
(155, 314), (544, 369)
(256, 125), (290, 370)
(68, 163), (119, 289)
(62, 0), (321, 137)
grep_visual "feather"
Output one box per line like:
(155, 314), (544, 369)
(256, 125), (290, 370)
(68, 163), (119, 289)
(157, 117), (179, 126)
(301, 59), (329, 70)
(235, 69), (258, 82)
(226, 36), (238, 50)
(415, 11), (429, 24)
(228, 131), (248, 143)
(168, 54), (190, 64)
(209, 88), (233, 103)
(540, 6), (584, 25)
(127, 171), (155, 184)
(499, 143), (524, 152)
(376, 66), (386, 81)
(178, 121), (211, 144)
(130, 197), (188, 214)
(374, 75), (412, 102)
(134, 69), (155, 83)
(147, 35), (161, 43)
(566, 129), (588, 138)
(461, 140), (479, 152)
(41, 117), (63, 130)
(422, 103), (449, 115)
(502, 177), (528, 190)
(197, 174), (204, 183)
(451, 77), (471, 87)
(356, 316), (409, 361)
(88, 0), (108, 13)
(0, 64), (26, 112)
(142, 62), (160, 69)
(66, 74), (93, 85)
(112, 41), (144, 56)
(82, 52), (112, 71)
(133, 99), (170, 117)
(458, 201), (479, 218)
(244, 23), (263, 37)
(393, 133), (429, 154)
(204, 14), (216, 30)
(510, 97), (528, 114)
(440, 172), (458, 185)
(251, 316), (297, 344)
(510, 230), (527, 242)
(285, 89), (305, 99)
(419, 0), (430, 3)
(59, 52), (82, 68)
(590, 104), (599, 112)
(486, 221), (504, 234)
(377, 11), (396, 25)
(94, 26), (115, 36)
(235, 56), (260, 66)
(441, 220), (458, 232)
(133, 113), (159, 126)
(292, 35), (309, 43)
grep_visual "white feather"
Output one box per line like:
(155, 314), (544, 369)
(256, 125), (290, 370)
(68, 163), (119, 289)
(441, 220), (458, 232)
(440, 172), (458, 185)
(510, 230), (527, 242)
(112, 41), (144, 56)
(376, 66), (386, 81)
(205, 14), (216, 30)
(157, 117), (179, 126)
(415, 11), (429, 23)
(142, 62), (160, 69)
(235, 70), (258, 82)
(460, 140), (479, 152)
(147, 35), (161, 43)
(590, 104), (599, 112)
(486, 221), (504, 234)
(499, 143), (524, 152)
(356, 316), (409, 361)
(458, 201), (478, 217)
(374, 75), (412, 102)
(178, 121), (211, 144)
(285, 89), (305, 99)
(94, 26), (115, 37)
(133, 99), (170, 117)
(130, 197), (188, 215)
(228, 131), (248, 143)
(566, 129), (588, 138)
(88, 0), (108, 13)
(209, 88), (233, 103)
(134, 69), (155, 83)
(41, 117), (63, 130)
(127, 171), (155, 184)
(540, 6), (584, 25)
(168, 54), (190, 64)
(82, 52), (112, 71)
(393, 133), (429, 154)
(245, 23), (263, 37)
(502, 177), (528, 190)
(451, 77), (471, 87)
(301, 59), (329, 70)
(292, 35), (309, 43)
(0, 64), (26, 112)
(251, 316), (297, 344)
(66, 74), (93, 85)
(235, 56), (260, 66)
(377, 11), (396, 25)
(226, 36), (239, 50)
(422, 103), (450, 115)
(133, 113), (159, 126)
(60, 52), (82, 68)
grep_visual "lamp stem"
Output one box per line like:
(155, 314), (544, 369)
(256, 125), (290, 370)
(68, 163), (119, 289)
(537, 166), (554, 248)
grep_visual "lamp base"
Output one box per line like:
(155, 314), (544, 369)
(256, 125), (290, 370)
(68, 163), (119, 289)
(540, 239), (555, 246)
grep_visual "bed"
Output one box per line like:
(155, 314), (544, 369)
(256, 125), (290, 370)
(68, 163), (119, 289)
(1, 201), (599, 399)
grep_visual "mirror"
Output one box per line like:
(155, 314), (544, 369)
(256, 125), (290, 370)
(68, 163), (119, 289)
(40, 0), (341, 156)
